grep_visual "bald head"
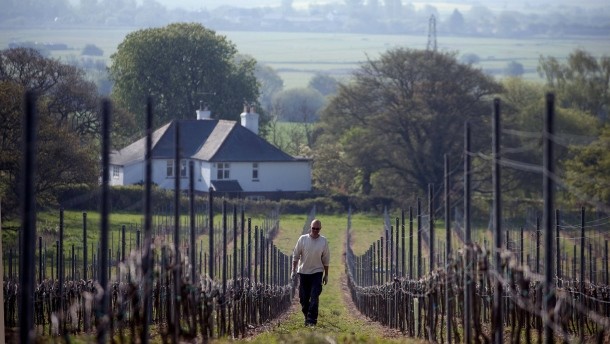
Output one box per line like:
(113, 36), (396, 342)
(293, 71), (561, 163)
(310, 219), (322, 238)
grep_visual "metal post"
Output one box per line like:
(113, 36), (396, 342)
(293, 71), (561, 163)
(20, 91), (37, 344)
(98, 99), (111, 344)
(556, 210), (561, 280)
(189, 161), (196, 283)
(208, 187), (214, 281)
(172, 122), (181, 344)
(492, 98), (503, 344)
(142, 97), (153, 343)
(444, 154), (452, 344)
(579, 207), (585, 339)
(428, 184), (435, 342)
(464, 122), (473, 344)
(543, 93), (555, 344)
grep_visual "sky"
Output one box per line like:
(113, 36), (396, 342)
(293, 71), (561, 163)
(153, 0), (609, 11)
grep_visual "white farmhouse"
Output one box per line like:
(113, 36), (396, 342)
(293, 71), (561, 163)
(109, 105), (312, 197)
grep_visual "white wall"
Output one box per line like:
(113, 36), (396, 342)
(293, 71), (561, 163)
(113, 159), (311, 193)
(229, 161), (311, 192)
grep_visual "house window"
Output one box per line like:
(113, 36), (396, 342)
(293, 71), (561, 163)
(252, 163), (259, 181)
(216, 163), (230, 180)
(180, 160), (187, 178)
(166, 160), (174, 177)
(167, 159), (188, 178)
(112, 166), (120, 179)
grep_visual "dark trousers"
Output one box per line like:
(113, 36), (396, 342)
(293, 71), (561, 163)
(298, 272), (323, 324)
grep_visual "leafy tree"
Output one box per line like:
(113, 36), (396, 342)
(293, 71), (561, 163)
(499, 77), (599, 199)
(538, 49), (610, 120)
(564, 125), (610, 206)
(109, 23), (260, 135)
(270, 87), (325, 149)
(0, 48), (100, 217)
(248, 57), (283, 113)
(314, 48), (502, 199)
(308, 73), (339, 97)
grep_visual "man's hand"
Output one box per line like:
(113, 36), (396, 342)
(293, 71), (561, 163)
(322, 274), (328, 285)
(291, 270), (297, 280)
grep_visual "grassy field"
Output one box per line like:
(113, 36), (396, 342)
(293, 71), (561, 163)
(1, 27), (609, 89)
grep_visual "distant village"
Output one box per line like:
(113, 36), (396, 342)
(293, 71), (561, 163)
(2, 0), (609, 38)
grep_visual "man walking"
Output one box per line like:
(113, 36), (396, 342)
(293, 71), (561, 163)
(292, 218), (330, 326)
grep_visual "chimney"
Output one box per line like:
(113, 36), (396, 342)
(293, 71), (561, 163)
(240, 103), (259, 135)
(196, 101), (211, 120)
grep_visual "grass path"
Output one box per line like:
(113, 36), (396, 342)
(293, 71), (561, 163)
(221, 214), (426, 343)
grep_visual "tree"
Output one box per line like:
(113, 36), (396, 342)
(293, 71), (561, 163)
(0, 48), (100, 217)
(109, 23), (260, 135)
(81, 44), (104, 56)
(504, 60), (524, 77)
(308, 73), (339, 97)
(314, 48), (502, 199)
(499, 77), (599, 200)
(447, 9), (466, 34)
(538, 49), (610, 120)
(564, 125), (610, 206)
(270, 87), (325, 149)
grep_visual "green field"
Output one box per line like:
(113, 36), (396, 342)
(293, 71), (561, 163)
(1, 27), (609, 89)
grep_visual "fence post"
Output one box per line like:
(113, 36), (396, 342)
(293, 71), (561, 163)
(444, 154), (452, 344)
(19, 90), (36, 344)
(59, 208), (65, 334)
(208, 188), (214, 282)
(0, 200), (5, 344)
(417, 198), (422, 279)
(579, 206), (585, 339)
(142, 96), (154, 343)
(492, 98), (503, 344)
(409, 207), (413, 280)
(556, 210), (561, 280)
(536, 217), (540, 274)
(38, 237), (43, 284)
(233, 205), (238, 285)
(428, 183), (435, 342)
(172, 120), (181, 344)
(463, 122), (473, 344)
(81, 213), (87, 282)
(543, 93), (556, 344)
(98, 98), (111, 344)
(188, 162), (195, 283)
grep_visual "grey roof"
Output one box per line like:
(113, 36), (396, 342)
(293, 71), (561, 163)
(211, 180), (243, 192)
(110, 119), (302, 166)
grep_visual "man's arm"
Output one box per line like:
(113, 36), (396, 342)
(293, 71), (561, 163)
(323, 265), (329, 285)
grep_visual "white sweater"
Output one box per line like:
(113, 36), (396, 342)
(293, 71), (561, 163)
(292, 234), (330, 274)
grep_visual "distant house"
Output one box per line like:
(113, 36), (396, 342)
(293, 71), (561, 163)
(109, 105), (312, 198)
